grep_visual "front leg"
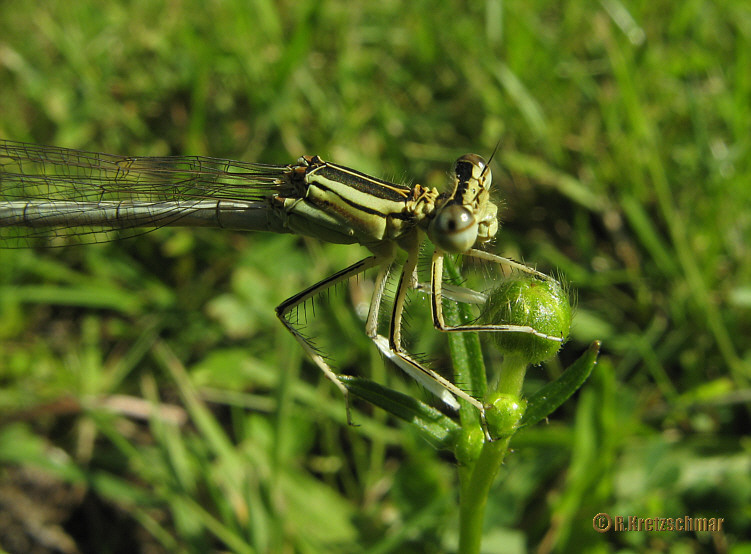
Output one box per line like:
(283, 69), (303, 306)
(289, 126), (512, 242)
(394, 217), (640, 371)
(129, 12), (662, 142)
(430, 250), (564, 342)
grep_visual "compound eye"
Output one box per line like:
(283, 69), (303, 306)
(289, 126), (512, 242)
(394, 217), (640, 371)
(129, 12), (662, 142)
(453, 154), (488, 182)
(428, 204), (479, 253)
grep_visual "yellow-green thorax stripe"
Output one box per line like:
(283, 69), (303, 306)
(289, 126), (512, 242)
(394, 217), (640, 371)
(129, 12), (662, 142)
(300, 157), (416, 244)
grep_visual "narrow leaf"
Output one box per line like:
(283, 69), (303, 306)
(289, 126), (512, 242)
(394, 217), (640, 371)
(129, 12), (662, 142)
(520, 341), (601, 427)
(340, 375), (460, 448)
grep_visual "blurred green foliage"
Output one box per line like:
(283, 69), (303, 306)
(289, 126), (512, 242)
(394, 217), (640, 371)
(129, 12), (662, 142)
(0, 0), (749, 552)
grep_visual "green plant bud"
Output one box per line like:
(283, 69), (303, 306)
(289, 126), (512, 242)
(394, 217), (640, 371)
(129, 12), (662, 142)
(481, 275), (571, 364)
(485, 393), (527, 437)
(454, 425), (485, 464)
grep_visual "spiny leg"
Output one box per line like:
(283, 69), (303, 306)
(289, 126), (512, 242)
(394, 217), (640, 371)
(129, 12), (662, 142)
(465, 248), (555, 280)
(364, 260), (394, 340)
(363, 252), (462, 410)
(430, 250), (564, 341)
(413, 249), (555, 305)
(375, 236), (492, 440)
(276, 255), (384, 425)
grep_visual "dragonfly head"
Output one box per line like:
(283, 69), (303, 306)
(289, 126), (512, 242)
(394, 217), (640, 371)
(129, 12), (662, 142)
(428, 153), (498, 253)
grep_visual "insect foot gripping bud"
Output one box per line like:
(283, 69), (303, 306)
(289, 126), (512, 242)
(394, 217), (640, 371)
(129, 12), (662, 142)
(481, 275), (572, 365)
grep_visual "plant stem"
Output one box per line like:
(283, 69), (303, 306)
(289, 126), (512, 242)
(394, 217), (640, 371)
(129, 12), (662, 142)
(458, 355), (529, 553)
(496, 355), (528, 398)
(459, 437), (510, 553)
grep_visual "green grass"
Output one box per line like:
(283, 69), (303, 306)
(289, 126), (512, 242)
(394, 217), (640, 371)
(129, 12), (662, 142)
(1, 0), (750, 552)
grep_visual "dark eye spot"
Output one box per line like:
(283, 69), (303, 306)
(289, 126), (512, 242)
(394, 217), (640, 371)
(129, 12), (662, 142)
(454, 161), (472, 182)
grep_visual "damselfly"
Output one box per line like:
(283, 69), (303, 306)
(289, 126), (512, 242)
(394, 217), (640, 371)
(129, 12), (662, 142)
(0, 140), (562, 438)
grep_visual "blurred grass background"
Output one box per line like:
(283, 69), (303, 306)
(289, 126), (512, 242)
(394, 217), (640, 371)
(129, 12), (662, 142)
(0, 0), (749, 552)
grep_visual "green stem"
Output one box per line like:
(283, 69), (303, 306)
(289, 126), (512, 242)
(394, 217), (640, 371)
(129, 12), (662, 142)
(496, 355), (528, 398)
(458, 355), (529, 554)
(459, 437), (510, 553)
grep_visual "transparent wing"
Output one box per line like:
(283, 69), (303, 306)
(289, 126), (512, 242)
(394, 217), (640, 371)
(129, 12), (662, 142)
(0, 140), (298, 247)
